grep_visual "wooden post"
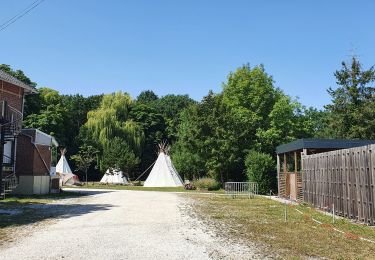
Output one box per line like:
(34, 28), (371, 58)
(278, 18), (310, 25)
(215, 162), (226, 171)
(277, 154), (280, 196)
(284, 153), (288, 197)
(294, 151), (298, 200)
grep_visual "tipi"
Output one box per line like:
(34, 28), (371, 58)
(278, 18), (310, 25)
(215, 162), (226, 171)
(100, 169), (129, 185)
(56, 149), (81, 186)
(143, 142), (183, 187)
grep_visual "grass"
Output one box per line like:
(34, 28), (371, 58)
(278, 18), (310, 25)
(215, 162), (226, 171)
(69, 182), (225, 193)
(192, 195), (375, 259)
(0, 192), (85, 245)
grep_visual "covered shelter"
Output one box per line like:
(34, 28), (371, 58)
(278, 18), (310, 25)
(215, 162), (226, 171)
(276, 139), (375, 201)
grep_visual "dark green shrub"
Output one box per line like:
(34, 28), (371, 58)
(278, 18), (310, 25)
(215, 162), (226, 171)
(245, 150), (276, 194)
(193, 178), (221, 191)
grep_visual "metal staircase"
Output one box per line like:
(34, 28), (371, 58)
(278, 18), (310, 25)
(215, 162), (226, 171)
(0, 101), (23, 199)
(1, 172), (18, 199)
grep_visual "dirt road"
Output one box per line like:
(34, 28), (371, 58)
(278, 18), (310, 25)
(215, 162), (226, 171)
(0, 189), (263, 259)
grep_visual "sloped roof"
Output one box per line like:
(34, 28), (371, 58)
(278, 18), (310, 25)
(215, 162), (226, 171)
(276, 138), (375, 154)
(0, 69), (37, 94)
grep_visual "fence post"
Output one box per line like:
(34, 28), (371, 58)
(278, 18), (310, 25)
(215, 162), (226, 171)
(284, 200), (288, 222)
(332, 203), (335, 224)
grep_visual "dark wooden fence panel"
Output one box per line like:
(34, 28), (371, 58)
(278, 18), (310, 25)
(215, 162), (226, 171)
(302, 144), (375, 225)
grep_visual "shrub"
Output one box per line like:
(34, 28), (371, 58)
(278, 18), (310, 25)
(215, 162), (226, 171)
(193, 178), (221, 191)
(245, 150), (276, 194)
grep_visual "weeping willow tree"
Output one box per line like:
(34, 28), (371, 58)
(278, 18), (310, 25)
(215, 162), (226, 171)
(84, 92), (144, 171)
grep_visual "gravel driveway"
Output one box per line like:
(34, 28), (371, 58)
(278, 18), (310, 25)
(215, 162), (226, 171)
(0, 189), (263, 260)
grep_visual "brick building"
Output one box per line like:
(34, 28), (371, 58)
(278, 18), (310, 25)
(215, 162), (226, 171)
(0, 69), (38, 197)
(14, 129), (58, 194)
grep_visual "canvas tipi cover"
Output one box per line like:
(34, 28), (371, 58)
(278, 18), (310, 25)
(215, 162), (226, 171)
(144, 143), (183, 187)
(56, 154), (73, 174)
(100, 169), (129, 185)
(56, 149), (81, 186)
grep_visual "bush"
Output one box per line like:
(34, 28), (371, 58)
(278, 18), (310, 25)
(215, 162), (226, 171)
(245, 150), (276, 194)
(193, 178), (221, 191)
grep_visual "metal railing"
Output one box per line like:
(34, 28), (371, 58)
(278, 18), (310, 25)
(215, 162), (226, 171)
(1, 172), (18, 198)
(225, 182), (258, 198)
(0, 101), (23, 135)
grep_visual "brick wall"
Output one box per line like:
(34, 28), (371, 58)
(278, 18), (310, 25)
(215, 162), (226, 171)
(16, 134), (34, 176)
(16, 133), (52, 176)
(33, 144), (51, 176)
(0, 80), (24, 112)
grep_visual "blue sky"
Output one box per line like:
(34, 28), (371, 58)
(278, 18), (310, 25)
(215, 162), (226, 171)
(1, 0), (374, 109)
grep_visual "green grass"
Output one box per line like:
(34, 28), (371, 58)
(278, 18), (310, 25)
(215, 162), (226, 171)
(69, 182), (225, 193)
(192, 195), (375, 259)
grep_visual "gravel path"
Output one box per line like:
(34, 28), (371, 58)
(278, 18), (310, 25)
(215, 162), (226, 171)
(0, 189), (263, 260)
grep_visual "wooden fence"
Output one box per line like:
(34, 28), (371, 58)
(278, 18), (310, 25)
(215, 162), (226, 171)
(302, 144), (375, 225)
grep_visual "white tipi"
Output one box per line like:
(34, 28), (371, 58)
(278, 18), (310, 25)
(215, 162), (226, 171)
(100, 168), (129, 185)
(56, 149), (73, 174)
(143, 142), (183, 187)
(56, 149), (80, 185)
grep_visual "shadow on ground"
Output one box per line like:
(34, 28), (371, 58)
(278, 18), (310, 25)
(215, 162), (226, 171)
(0, 191), (115, 229)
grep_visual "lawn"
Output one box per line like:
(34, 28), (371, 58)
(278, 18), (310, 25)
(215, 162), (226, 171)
(68, 182), (225, 193)
(192, 195), (375, 260)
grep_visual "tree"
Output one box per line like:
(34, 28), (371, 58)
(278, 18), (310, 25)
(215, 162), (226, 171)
(0, 64), (36, 87)
(101, 137), (140, 179)
(128, 102), (166, 175)
(154, 94), (196, 142)
(326, 57), (375, 139)
(85, 92), (144, 155)
(137, 90), (159, 103)
(71, 145), (99, 186)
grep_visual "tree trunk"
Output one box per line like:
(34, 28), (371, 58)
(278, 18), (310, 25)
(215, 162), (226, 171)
(85, 169), (88, 187)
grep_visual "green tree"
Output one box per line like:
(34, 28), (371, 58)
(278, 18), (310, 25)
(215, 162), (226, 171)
(326, 57), (375, 139)
(137, 90), (159, 103)
(23, 88), (66, 142)
(154, 94), (196, 141)
(129, 102), (166, 174)
(71, 145), (99, 186)
(0, 64), (36, 87)
(101, 137), (140, 179)
(85, 92), (144, 155)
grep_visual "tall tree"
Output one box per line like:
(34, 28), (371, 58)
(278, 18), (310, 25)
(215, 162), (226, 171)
(85, 92), (144, 155)
(326, 57), (375, 139)
(154, 94), (196, 142)
(137, 90), (159, 103)
(101, 137), (140, 179)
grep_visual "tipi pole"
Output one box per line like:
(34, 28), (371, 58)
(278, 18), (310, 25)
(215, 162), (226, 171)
(134, 161), (156, 182)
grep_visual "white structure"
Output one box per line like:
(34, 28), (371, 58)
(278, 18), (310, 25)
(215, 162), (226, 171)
(56, 149), (80, 186)
(144, 143), (183, 187)
(56, 151), (73, 174)
(100, 169), (129, 185)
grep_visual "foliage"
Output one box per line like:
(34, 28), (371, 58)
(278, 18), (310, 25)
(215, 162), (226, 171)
(137, 90), (159, 103)
(128, 102), (166, 173)
(85, 92), (144, 155)
(245, 150), (276, 194)
(71, 145), (99, 185)
(0, 64), (37, 87)
(192, 178), (221, 191)
(326, 57), (375, 139)
(154, 94), (196, 141)
(101, 137), (140, 179)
